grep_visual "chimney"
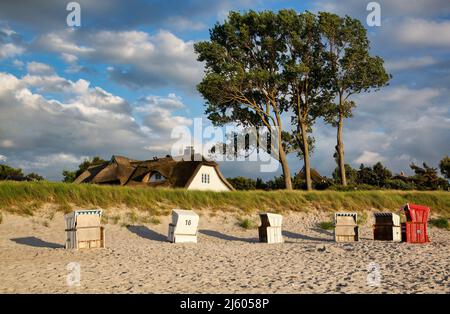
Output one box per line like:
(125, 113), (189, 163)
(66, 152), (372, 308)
(183, 146), (194, 161)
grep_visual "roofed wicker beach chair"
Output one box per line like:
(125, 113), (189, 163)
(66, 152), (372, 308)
(65, 210), (105, 249)
(334, 213), (359, 242)
(168, 209), (199, 243)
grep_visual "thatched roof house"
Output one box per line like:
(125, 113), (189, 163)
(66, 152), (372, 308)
(74, 147), (234, 191)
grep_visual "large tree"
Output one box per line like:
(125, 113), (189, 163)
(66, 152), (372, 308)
(319, 12), (391, 186)
(195, 11), (293, 189)
(279, 10), (331, 190)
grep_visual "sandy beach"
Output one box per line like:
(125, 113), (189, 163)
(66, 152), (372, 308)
(0, 209), (448, 294)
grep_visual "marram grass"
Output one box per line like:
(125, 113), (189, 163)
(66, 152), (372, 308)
(0, 181), (449, 217)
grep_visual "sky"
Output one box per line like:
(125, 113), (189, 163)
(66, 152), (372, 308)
(0, 0), (449, 181)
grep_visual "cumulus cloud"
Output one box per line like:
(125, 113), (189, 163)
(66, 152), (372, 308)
(393, 18), (450, 48)
(0, 26), (24, 59)
(0, 0), (251, 33)
(0, 68), (192, 179)
(26, 61), (55, 75)
(385, 56), (438, 71)
(354, 151), (385, 165)
(35, 29), (203, 89)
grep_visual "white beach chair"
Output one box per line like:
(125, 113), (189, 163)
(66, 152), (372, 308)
(168, 209), (199, 243)
(334, 213), (359, 242)
(65, 210), (105, 249)
(258, 213), (283, 244)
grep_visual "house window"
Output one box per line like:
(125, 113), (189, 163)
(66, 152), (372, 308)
(149, 172), (165, 182)
(201, 173), (210, 184)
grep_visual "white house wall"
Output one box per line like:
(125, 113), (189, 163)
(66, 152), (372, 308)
(187, 165), (231, 191)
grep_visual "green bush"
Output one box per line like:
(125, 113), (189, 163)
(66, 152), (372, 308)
(385, 179), (414, 190)
(429, 218), (449, 229)
(237, 217), (254, 229)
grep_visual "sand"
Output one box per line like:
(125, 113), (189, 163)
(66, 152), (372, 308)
(0, 209), (449, 294)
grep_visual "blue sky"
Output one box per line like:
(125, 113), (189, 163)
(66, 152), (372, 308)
(0, 0), (449, 181)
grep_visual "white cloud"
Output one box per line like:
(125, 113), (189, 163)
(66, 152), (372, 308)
(386, 56), (438, 71)
(0, 71), (192, 179)
(394, 18), (450, 48)
(166, 16), (206, 31)
(0, 139), (14, 148)
(35, 29), (203, 89)
(26, 61), (55, 75)
(354, 151), (385, 165)
(60, 53), (78, 64)
(0, 42), (23, 59)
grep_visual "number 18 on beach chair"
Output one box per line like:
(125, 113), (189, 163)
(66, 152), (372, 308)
(65, 210), (105, 249)
(168, 209), (199, 243)
(334, 213), (359, 242)
(258, 213), (283, 244)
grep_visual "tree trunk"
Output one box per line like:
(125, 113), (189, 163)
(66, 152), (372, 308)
(274, 110), (293, 190)
(336, 109), (347, 186)
(299, 121), (312, 191)
(278, 142), (293, 190)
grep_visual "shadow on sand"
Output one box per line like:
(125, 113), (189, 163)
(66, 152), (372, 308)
(126, 225), (167, 242)
(282, 230), (333, 242)
(10, 237), (64, 249)
(199, 229), (258, 243)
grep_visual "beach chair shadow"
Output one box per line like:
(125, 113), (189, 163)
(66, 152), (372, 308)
(282, 230), (333, 242)
(10, 237), (64, 249)
(126, 225), (166, 242)
(199, 229), (258, 243)
(311, 227), (334, 237)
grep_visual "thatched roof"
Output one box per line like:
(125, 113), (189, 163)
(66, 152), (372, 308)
(297, 168), (325, 184)
(74, 154), (234, 190)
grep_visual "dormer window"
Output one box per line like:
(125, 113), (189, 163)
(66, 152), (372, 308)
(149, 171), (166, 182)
(201, 173), (210, 184)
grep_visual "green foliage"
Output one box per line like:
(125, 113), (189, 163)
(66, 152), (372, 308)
(357, 162), (392, 187)
(0, 164), (45, 181)
(410, 162), (449, 190)
(333, 164), (358, 185)
(439, 155), (450, 180)
(265, 175), (286, 190)
(384, 179), (414, 190)
(62, 156), (106, 183)
(227, 176), (256, 190)
(318, 12), (391, 186)
(0, 164), (23, 180)
(429, 218), (449, 229)
(25, 173), (45, 181)
(317, 221), (334, 230)
(237, 217), (255, 229)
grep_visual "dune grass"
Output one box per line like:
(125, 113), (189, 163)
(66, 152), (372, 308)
(0, 181), (449, 217)
(429, 218), (450, 229)
(317, 221), (334, 230)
